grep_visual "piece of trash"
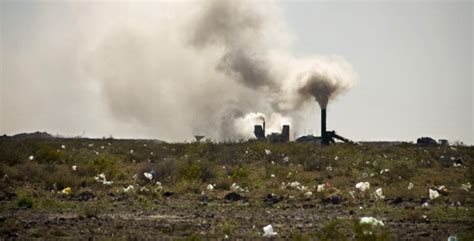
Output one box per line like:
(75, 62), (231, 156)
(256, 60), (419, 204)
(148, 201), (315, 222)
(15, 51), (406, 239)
(61, 145), (66, 149)
(349, 190), (356, 199)
(374, 188), (385, 200)
(230, 183), (244, 192)
(326, 166), (333, 172)
(461, 182), (471, 192)
(304, 191), (312, 198)
(429, 189), (440, 200)
(408, 182), (414, 190)
(140, 186), (149, 192)
(317, 184), (325, 192)
(29, 155), (34, 161)
(334, 156), (339, 161)
(71, 165), (77, 171)
(156, 181), (163, 190)
(448, 235), (458, 241)
(283, 156), (289, 162)
(270, 174), (275, 178)
(100, 146), (105, 149)
(262, 224), (277, 237)
(61, 187), (72, 195)
(144, 172), (153, 181)
(130, 149), (134, 154)
(207, 184), (215, 190)
(123, 185), (134, 192)
(355, 182), (370, 192)
(94, 173), (113, 185)
(265, 149), (271, 155)
(360, 217), (384, 226)
(288, 181), (301, 189)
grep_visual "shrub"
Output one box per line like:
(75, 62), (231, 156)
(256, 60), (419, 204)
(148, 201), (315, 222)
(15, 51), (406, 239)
(35, 144), (63, 164)
(17, 194), (34, 208)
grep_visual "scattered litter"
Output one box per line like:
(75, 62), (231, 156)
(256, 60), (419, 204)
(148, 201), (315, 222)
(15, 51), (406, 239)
(270, 174), (275, 178)
(349, 191), (356, 199)
(408, 182), (414, 190)
(230, 183), (245, 192)
(334, 156), (339, 161)
(207, 184), (215, 190)
(447, 235), (458, 241)
(156, 181), (163, 190)
(283, 156), (289, 162)
(61, 187), (72, 195)
(360, 217), (384, 226)
(262, 224), (277, 237)
(265, 149), (271, 155)
(304, 191), (312, 198)
(370, 173), (375, 177)
(144, 172), (153, 181)
(61, 145), (66, 149)
(326, 166), (333, 172)
(88, 143), (94, 147)
(100, 146), (104, 149)
(123, 185), (134, 192)
(317, 184), (325, 192)
(140, 186), (149, 192)
(429, 189), (439, 200)
(224, 234), (229, 239)
(95, 173), (113, 185)
(288, 181), (301, 188)
(379, 168), (389, 174)
(271, 161), (275, 165)
(130, 149), (134, 154)
(461, 182), (471, 192)
(29, 155), (34, 161)
(374, 188), (385, 200)
(71, 165), (77, 171)
(355, 182), (370, 192)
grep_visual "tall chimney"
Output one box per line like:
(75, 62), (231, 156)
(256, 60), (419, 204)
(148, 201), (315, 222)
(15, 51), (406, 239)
(321, 109), (328, 145)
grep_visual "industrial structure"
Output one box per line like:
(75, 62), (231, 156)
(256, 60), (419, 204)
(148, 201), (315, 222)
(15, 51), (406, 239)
(254, 120), (290, 142)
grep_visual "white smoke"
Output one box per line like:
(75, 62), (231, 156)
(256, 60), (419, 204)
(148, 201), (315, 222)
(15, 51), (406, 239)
(3, 1), (357, 141)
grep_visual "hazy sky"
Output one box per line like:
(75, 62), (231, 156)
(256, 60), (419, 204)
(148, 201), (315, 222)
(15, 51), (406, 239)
(1, 0), (472, 144)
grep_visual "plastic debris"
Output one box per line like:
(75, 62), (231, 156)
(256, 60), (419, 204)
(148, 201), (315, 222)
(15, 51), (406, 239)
(326, 166), (333, 172)
(422, 201), (430, 207)
(71, 165), (77, 171)
(283, 156), (289, 162)
(334, 156), (339, 161)
(95, 173), (113, 185)
(448, 235), (458, 241)
(460, 182), (471, 192)
(289, 181), (301, 188)
(270, 174), (275, 178)
(408, 182), (414, 190)
(29, 155), (34, 161)
(144, 172), (153, 181)
(130, 149), (134, 154)
(355, 182), (370, 192)
(360, 217), (384, 226)
(374, 188), (385, 200)
(265, 149), (271, 155)
(61, 187), (72, 195)
(262, 224), (277, 237)
(207, 184), (215, 190)
(349, 191), (356, 199)
(304, 191), (312, 198)
(380, 168), (389, 174)
(123, 185), (134, 192)
(230, 183), (245, 192)
(317, 184), (325, 192)
(429, 189), (440, 200)
(61, 145), (66, 149)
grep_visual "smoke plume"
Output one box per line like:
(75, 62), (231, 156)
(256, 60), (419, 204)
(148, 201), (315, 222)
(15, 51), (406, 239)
(3, 1), (356, 141)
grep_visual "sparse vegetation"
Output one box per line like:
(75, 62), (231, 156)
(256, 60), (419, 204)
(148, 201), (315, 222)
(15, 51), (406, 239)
(0, 139), (472, 239)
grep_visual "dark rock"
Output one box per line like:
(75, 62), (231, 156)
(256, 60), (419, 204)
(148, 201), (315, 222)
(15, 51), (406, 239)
(323, 195), (342, 205)
(163, 191), (174, 197)
(392, 197), (403, 204)
(262, 194), (282, 205)
(224, 192), (242, 201)
(420, 197), (429, 205)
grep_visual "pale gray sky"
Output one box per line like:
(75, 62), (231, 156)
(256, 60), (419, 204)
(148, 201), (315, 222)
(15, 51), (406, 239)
(1, 0), (472, 144)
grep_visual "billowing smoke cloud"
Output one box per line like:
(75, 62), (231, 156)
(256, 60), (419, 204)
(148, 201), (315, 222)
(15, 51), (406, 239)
(2, 0), (357, 141)
(296, 57), (358, 109)
(83, 0), (357, 141)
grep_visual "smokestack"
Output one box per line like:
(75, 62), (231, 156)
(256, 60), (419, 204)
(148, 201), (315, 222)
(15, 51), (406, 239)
(321, 108), (328, 145)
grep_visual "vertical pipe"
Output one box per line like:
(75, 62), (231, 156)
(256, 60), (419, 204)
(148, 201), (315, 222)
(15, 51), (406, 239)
(321, 108), (327, 145)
